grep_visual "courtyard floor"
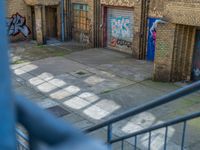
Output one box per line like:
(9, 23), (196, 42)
(12, 41), (200, 150)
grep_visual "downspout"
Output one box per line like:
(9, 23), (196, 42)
(61, 0), (65, 42)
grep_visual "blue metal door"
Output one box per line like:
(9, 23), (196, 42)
(192, 30), (200, 81)
(147, 18), (160, 61)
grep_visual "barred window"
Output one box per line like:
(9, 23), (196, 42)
(73, 3), (89, 32)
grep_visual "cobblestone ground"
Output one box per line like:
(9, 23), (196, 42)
(12, 41), (200, 150)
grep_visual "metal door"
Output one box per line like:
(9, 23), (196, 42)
(147, 18), (160, 61)
(107, 8), (134, 51)
(192, 30), (200, 81)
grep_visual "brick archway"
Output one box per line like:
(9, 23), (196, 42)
(23, 0), (60, 6)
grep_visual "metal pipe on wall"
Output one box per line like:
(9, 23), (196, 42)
(61, 0), (65, 42)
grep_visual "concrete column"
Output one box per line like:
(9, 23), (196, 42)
(35, 5), (44, 44)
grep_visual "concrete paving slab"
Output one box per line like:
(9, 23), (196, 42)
(140, 80), (180, 93)
(97, 62), (153, 82)
(65, 48), (131, 67)
(30, 57), (88, 76)
(99, 83), (165, 115)
(11, 43), (200, 150)
(74, 120), (94, 129)
(61, 113), (85, 124)
(36, 98), (59, 109)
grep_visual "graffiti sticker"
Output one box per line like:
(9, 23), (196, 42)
(7, 13), (31, 37)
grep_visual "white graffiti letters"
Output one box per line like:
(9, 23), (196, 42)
(7, 13), (30, 37)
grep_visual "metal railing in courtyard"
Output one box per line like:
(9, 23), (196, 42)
(16, 76), (200, 150)
(1, 0), (199, 149)
(0, 1), (106, 150)
(85, 81), (200, 150)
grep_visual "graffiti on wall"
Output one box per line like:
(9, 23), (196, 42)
(7, 13), (31, 37)
(111, 16), (131, 39)
(147, 18), (165, 61)
(80, 32), (90, 44)
(110, 16), (132, 49)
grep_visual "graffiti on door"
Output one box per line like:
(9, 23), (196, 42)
(7, 13), (31, 37)
(110, 16), (132, 48)
(147, 18), (165, 61)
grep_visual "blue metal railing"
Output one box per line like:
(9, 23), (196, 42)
(85, 81), (200, 150)
(16, 81), (200, 150)
(0, 1), (106, 150)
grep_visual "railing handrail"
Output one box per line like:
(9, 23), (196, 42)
(110, 111), (200, 143)
(85, 81), (200, 132)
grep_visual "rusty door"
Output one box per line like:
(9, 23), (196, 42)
(46, 7), (57, 39)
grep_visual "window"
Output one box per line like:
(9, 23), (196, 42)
(72, 3), (89, 32)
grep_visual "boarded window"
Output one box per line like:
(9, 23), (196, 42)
(72, 3), (89, 32)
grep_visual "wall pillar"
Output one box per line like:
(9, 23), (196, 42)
(153, 22), (176, 82)
(34, 5), (44, 44)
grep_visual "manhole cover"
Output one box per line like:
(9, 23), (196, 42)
(46, 106), (70, 117)
(71, 70), (91, 78)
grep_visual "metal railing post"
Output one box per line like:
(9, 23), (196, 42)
(0, 1), (16, 149)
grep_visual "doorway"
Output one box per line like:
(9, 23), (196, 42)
(31, 6), (36, 40)
(192, 30), (200, 81)
(45, 6), (58, 40)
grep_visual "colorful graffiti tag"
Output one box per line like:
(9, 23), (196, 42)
(110, 16), (132, 48)
(7, 13), (31, 37)
(147, 18), (165, 61)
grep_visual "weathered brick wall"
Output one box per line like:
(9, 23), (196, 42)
(153, 22), (176, 82)
(7, 0), (32, 41)
(171, 25), (196, 81)
(149, 0), (165, 18)
(71, 0), (94, 47)
(164, 1), (200, 26)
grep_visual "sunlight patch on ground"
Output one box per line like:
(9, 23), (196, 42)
(121, 112), (156, 133)
(78, 92), (99, 103)
(84, 75), (106, 85)
(14, 69), (26, 75)
(37, 72), (54, 81)
(37, 82), (57, 93)
(83, 100), (120, 120)
(64, 85), (80, 95)
(121, 113), (175, 150)
(48, 78), (66, 87)
(19, 64), (38, 72)
(139, 122), (175, 150)
(63, 97), (89, 109)
(29, 77), (45, 86)
(50, 89), (72, 100)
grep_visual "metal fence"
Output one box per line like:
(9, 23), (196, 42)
(0, 1), (106, 150)
(86, 81), (200, 150)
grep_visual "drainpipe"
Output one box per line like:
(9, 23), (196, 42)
(61, 0), (65, 42)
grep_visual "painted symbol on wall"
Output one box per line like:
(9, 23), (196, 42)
(147, 18), (165, 61)
(7, 13), (31, 37)
(109, 16), (132, 48)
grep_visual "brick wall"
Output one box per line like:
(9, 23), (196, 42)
(7, 0), (32, 41)
(153, 22), (176, 81)
(70, 0), (94, 47)
(149, 0), (165, 17)
(164, 1), (200, 26)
